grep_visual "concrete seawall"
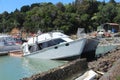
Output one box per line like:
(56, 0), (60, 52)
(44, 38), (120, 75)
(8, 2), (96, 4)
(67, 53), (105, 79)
(22, 58), (88, 80)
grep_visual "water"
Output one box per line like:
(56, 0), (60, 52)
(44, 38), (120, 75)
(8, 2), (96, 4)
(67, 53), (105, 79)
(0, 56), (66, 80)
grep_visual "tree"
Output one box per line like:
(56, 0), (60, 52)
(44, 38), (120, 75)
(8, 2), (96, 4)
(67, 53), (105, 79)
(114, 4), (120, 23)
(65, 3), (75, 13)
(96, 3), (117, 24)
(109, 0), (116, 4)
(0, 1), (120, 34)
(31, 3), (40, 9)
(21, 5), (30, 12)
(56, 2), (65, 12)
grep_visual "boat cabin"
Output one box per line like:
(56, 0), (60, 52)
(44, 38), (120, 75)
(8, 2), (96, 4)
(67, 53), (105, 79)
(26, 32), (73, 53)
(28, 38), (67, 53)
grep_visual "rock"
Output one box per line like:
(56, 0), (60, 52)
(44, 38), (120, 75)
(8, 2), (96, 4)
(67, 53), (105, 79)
(88, 46), (120, 79)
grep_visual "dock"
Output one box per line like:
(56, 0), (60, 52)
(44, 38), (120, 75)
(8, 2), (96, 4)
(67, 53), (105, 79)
(9, 50), (23, 57)
(0, 50), (23, 57)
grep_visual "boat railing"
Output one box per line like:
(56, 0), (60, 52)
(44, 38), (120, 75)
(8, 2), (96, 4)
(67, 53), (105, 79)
(0, 33), (10, 37)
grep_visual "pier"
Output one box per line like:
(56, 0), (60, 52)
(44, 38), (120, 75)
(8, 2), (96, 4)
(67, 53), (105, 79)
(0, 50), (23, 57)
(9, 50), (23, 57)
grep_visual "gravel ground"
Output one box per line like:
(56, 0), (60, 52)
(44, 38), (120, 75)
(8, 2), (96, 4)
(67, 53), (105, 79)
(88, 47), (120, 79)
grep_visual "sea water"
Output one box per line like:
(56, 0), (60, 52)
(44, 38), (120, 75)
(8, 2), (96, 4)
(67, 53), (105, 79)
(0, 56), (66, 80)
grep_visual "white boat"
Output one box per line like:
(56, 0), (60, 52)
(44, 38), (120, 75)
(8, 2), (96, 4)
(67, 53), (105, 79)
(0, 34), (21, 55)
(22, 31), (87, 60)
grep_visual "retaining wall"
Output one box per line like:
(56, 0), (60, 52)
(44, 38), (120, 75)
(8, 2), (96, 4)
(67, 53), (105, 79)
(22, 58), (88, 80)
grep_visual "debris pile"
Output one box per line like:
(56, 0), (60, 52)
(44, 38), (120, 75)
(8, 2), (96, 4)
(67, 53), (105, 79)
(88, 47), (120, 79)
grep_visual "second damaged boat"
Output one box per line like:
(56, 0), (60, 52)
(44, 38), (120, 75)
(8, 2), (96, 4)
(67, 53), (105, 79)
(81, 37), (99, 60)
(22, 31), (87, 60)
(0, 34), (21, 56)
(76, 28), (99, 60)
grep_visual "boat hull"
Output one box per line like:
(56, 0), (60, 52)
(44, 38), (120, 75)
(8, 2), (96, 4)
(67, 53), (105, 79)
(0, 45), (21, 55)
(81, 38), (99, 60)
(23, 38), (87, 60)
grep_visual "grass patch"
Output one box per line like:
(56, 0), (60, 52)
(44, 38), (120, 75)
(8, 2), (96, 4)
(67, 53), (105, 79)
(116, 76), (120, 80)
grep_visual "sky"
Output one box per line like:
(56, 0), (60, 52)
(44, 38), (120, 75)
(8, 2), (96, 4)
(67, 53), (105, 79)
(0, 0), (119, 13)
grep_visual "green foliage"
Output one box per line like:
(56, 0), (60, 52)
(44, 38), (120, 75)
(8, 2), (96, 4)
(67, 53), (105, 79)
(0, 1), (120, 34)
(20, 5), (30, 12)
(56, 2), (65, 12)
(116, 76), (120, 80)
(109, 0), (116, 4)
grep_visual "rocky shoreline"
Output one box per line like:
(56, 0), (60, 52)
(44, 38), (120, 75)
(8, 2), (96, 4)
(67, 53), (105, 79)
(88, 47), (120, 80)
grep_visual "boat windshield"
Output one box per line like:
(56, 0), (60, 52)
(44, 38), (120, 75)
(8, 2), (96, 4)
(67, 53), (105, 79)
(41, 38), (66, 48)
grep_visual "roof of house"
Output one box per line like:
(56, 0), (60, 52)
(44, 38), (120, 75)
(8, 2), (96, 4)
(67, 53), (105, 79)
(106, 23), (119, 26)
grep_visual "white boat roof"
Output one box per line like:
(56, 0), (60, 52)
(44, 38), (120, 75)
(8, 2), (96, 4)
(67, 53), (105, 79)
(0, 34), (11, 38)
(27, 32), (73, 45)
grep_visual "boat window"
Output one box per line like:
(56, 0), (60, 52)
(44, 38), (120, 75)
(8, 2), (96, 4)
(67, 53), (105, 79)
(47, 40), (56, 46)
(41, 42), (48, 48)
(29, 44), (39, 53)
(53, 38), (66, 44)
(4, 37), (15, 46)
(5, 37), (12, 41)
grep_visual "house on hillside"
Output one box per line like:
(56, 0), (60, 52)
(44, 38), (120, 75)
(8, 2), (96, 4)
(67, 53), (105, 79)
(97, 23), (120, 33)
(96, 23), (120, 37)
